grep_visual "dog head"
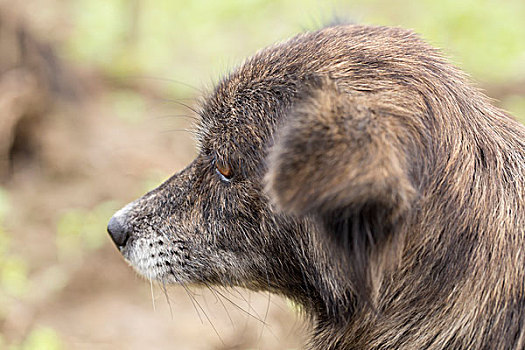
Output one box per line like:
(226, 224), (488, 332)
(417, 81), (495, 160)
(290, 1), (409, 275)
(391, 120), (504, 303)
(107, 25), (458, 317)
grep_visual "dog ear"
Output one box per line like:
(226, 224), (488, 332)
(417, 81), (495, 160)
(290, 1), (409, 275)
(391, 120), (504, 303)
(265, 78), (417, 297)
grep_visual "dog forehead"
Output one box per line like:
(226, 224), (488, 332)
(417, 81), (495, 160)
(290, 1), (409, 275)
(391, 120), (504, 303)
(198, 103), (273, 164)
(199, 78), (290, 152)
(197, 24), (429, 153)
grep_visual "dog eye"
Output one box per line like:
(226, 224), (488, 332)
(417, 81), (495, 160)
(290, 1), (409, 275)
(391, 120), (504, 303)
(215, 161), (233, 181)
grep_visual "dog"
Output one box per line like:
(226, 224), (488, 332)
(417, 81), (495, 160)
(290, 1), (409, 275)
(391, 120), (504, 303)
(107, 25), (525, 349)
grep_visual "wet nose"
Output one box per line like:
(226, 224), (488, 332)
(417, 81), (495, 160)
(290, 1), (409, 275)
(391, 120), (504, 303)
(107, 215), (130, 248)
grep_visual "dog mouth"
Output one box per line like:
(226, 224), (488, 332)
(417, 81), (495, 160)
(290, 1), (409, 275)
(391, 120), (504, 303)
(117, 236), (188, 283)
(107, 213), (195, 283)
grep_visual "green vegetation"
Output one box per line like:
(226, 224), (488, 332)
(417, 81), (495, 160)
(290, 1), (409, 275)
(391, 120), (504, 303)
(15, 327), (63, 350)
(64, 0), (525, 120)
(56, 201), (119, 262)
(107, 90), (147, 124)
(352, 0), (525, 82)
(0, 187), (115, 348)
(0, 188), (28, 301)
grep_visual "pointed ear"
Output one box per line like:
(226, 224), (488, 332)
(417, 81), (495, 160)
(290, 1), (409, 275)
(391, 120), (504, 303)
(265, 78), (417, 295)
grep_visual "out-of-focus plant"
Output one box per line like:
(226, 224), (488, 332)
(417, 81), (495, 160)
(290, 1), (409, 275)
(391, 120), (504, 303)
(64, 0), (329, 96)
(56, 201), (119, 262)
(3, 327), (63, 350)
(64, 0), (524, 119)
(0, 188), (115, 348)
(0, 188), (63, 349)
(19, 327), (63, 350)
(353, 0), (525, 83)
(502, 95), (525, 124)
(107, 90), (146, 124)
(0, 188), (29, 301)
(0, 188), (31, 347)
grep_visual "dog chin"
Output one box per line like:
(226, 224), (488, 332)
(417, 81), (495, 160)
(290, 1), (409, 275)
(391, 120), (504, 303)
(122, 243), (164, 281)
(126, 247), (196, 286)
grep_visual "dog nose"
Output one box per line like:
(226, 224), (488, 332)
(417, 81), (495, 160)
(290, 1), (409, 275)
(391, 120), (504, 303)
(107, 215), (130, 248)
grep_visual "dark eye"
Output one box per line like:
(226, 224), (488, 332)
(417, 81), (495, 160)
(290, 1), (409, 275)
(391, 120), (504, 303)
(215, 160), (233, 181)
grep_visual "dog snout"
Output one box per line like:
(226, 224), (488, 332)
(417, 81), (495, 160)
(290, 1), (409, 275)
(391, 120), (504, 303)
(107, 215), (130, 248)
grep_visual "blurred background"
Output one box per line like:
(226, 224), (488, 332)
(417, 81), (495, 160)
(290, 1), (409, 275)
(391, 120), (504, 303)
(0, 0), (524, 349)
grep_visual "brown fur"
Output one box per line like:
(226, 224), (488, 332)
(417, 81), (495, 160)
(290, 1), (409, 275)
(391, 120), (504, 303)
(108, 25), (525, 349)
